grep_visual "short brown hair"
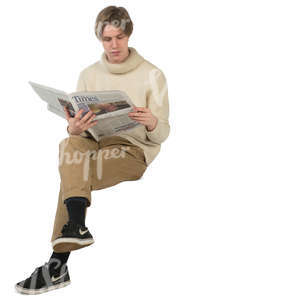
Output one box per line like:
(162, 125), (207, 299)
(94, 6), (133, 40)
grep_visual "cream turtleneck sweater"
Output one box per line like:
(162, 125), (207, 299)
(74, 47), (170, 166)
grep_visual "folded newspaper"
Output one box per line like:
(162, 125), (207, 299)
(29, 81), (142, 142)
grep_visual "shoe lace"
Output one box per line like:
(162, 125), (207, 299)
(30, 262), (49, 277)
(61, 222), (72, 234)
(61, 221), (83, 234)
(30, 267), (39, 277)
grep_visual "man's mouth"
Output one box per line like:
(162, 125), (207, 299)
(111, 51), (120, 55)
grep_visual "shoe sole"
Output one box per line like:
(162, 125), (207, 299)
(15, 280), (71, 295)
(52, 238), (94, 252)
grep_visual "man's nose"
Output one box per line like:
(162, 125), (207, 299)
(111, 38), (118, 48)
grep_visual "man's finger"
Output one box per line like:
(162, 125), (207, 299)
(80, 110), (94, 123)
(85, 120), (98, 130)
(82, 114), (96, 126)
(130, 117), (148, 121)
(74, 109), (84, 120)
(129, 112), (149, 117)
(86, 114), (97, 123)
(64, 107), (71, 120)
(135, 107), (148, 112)
(131, 119), (147, 125)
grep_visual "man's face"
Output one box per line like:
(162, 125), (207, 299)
(101, 24), (130, 64)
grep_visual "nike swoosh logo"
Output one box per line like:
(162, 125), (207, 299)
(79, 228), (88, 235)
(51, 272), (67, 282)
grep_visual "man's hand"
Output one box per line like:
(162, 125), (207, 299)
(64, 107), (98, 135)
(128, 107), (158, 131)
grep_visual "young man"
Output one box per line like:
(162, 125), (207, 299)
(15, 6), (170, 294)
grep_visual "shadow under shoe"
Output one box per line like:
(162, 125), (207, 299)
(52, 220), (94, 252)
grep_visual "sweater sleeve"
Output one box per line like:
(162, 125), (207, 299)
(145, 69), (170, 144)
(67, 71), (89, 138)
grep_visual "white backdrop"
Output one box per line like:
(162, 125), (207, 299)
(1, 0), (300, 299)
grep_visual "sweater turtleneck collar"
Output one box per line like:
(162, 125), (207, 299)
(101, 47), (144, 74)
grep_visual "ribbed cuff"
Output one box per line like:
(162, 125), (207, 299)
(64, 196), (89, 206)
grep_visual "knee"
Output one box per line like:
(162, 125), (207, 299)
(59, 137), (69, 150)
(58, 136), (99, 168)
(59, 136), (98, 153)
(133, 165), (147, 181)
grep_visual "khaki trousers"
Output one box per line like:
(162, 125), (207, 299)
(50, 135), (147, 246)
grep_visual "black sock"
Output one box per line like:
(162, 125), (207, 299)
(48, 251), (70, 276)
(64, 197), (88, 226)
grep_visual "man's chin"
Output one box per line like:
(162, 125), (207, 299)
(110, 57), (125, 64)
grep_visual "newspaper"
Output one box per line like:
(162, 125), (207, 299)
(29, 81), (142, 141)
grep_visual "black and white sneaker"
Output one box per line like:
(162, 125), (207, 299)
(52, 220), (95, 252)
(15, 261), (70, 295)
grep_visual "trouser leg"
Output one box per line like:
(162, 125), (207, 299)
(51, 182), (88, 243)
(50, 135), (147, 245)
(58, 135), (99, 204)
(89, 136), (147, 191)
(50, 135), (97, 243)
